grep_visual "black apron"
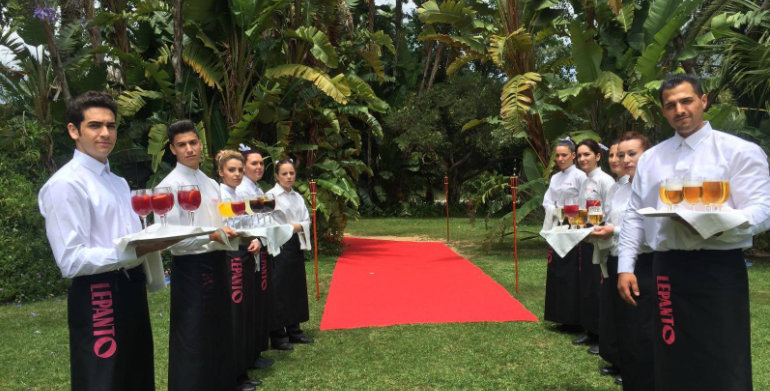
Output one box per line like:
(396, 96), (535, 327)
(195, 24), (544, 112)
(269, 234), (310, 331)
(578, 242), (600, 335)
(168, 252), (235, 391)
(227, 246), (256, 377)
(599, 256), (622, 367)
(652, 249), (751, 391)
(620, 252), (655, 391)
(68, 266), (154, 391)
(544, 246), (581, 326)
(254, 247), (272, 355)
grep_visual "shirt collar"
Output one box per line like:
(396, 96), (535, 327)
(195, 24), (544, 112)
(73, 149), (110, 176)
(174, 162), (201, 177)
(673, 121), (712, 150)
(618, 175), (630, 185)
(563, 164), (577, 175)
(587, 166), (603, 178)
(270, 183), (293, 195)
(242, 176), (257, 190)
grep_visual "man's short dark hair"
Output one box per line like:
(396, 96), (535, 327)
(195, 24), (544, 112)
(658, 74), (704, 103)
(66, 91), (118, 127)
(167, 119), (198, 144)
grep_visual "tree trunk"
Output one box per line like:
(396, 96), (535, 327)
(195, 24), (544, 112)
(674, 35), (696, 75)
(172, 0), (185, 118)
(82, 0), (104, 65)
(367, 0), (375, 32)
(393, 0), (403, 78)
(106, 0), (130, 86)
(418, 42), (435, 94)
(40, 16), (72, 102)
(426, 43), (445, 91)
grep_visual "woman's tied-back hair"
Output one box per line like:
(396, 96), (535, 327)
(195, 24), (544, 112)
(576, 138), (602, 155)
(555, 136), (575, 152)
(216, 149), (245, 171)
(274, 158), (295, 174)
(620, 131), (651, 151)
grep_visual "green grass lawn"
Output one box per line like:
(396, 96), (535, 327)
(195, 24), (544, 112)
(2, 217), (769, 390)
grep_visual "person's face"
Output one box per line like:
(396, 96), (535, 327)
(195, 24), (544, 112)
(68, 107), (117, 164)
(276, 162), (296, 190)
(608, 144), (625, 177)
(660, 82), (708, 138)
(244, 153), (265, 182)
(576, 145), (600, 173)
(219, 158), (244, 188)
(554, 146), (575, 171)
(619, 139), (645, 179)
(169, 131), (203, 169)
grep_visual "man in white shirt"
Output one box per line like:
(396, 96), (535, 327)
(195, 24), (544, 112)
(617, 74), (770, 390)
(156, 120), (252, 391)
(38, 91), (170, 390)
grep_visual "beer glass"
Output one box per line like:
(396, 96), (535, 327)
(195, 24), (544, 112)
(683, 176), (703, 208)
(576, 205), (588, 228)
(665, 178), (684, 210)
(588, 206), (603, 226)
(701, 177), (724, 212)
(717, 180), (730, 211)
(659, 181), (672, 211)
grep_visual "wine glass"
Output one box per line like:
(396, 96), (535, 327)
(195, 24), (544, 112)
(251, 197), (265, 225)
(230, 198), (247, 229)
(563, 197), (579, 229)
(701, 177), (723, 212)
(177, 185), (201, 225)
(130, 189), (152, 229)
(665, 178), (684, 211)
(218, 201), (235, 226)
(244, 199), (256, 228)
(262, 193), (276, 225)
(151, 187), (175, 227)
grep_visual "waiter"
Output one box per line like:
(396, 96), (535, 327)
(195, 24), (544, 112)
(157, 120), (244, 391)
(38, 91), (170, 390)
(236, 146), (276, 370)
(617, 74), (770, 391)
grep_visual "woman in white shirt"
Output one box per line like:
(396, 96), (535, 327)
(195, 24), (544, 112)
(591, 132), (653, 390)
(216, 150), (263, 391)
(573, 138), (615, 352)
(266, 159), (314, 350)
(543, 139), (586, 329)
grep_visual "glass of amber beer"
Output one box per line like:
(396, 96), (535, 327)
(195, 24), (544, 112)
(588, 206), (603, 226)
(664, 178), (684, 210)
(682, 176), (703, 209)
(659, 180), (672, 211)
(701, 177), (724, 212)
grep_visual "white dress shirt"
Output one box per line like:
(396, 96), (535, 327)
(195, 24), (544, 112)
(38, 150), (142, 278)
(220, 183), (238, 201)
(542, 164), (587, 230)
(157, 162), (237, 255)
(266, 183), (312, 250)
(618, 122), (770, 273)
(603, 175), (631, 256)
(236, 176), (264, 199)
(579, 167), (616, 206)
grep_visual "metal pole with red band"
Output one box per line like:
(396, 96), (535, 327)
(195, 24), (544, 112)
(444, 176), (450, 242)
(510, 175), (519, 294)
(309, 180), (320, 301)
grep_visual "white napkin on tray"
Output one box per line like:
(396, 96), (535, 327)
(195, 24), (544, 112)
(540, 227), (594, 258)
(637, 207), (749, 239)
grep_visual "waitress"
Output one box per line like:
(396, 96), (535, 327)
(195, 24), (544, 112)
(573, 139), (615, 353)
(591, 131), (653, 390)
(542, 138), (586, 329)
(267, 159), (314, 350)
(596, 139), (628, 380)
(217, 150), (262, 391)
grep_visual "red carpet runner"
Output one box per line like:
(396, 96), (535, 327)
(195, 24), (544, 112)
(320, 237), (538, 330)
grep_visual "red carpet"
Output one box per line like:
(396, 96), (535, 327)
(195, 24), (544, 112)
(320, 237), (538, 330)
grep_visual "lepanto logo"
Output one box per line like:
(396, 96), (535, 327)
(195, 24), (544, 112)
(90, 283), (117, 358)
(657, 275), (676, 345)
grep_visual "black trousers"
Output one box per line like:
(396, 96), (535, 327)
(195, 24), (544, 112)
(599, 256), (622, 367)
(269, 235), (310, 339)
(544, 246), (581, 326)
(67, 266), (154, 391)
(578, 243), (600, 335)
(228, 246), (257, 377)
(168, 252), (235, 391)
(619, 253), (655, 391)
(652, 249), (751, 391)
(254, 247), (272, 355)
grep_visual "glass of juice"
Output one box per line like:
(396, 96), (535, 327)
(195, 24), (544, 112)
(218, 201), (235, 226)
(177, 185), (202, 225)
(131, 189), (152, 229)
(151, 187), (175, 227)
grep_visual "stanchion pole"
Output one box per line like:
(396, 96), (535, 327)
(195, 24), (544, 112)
(444, 176), (450, 242)
(310, 180), (320, 301)
(510, 175), (519, 294)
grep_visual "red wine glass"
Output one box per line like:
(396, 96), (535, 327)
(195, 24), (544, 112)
(177, 185), (201, 225)
(130, 189), (152, 229)
(151, 187), (175, 227)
